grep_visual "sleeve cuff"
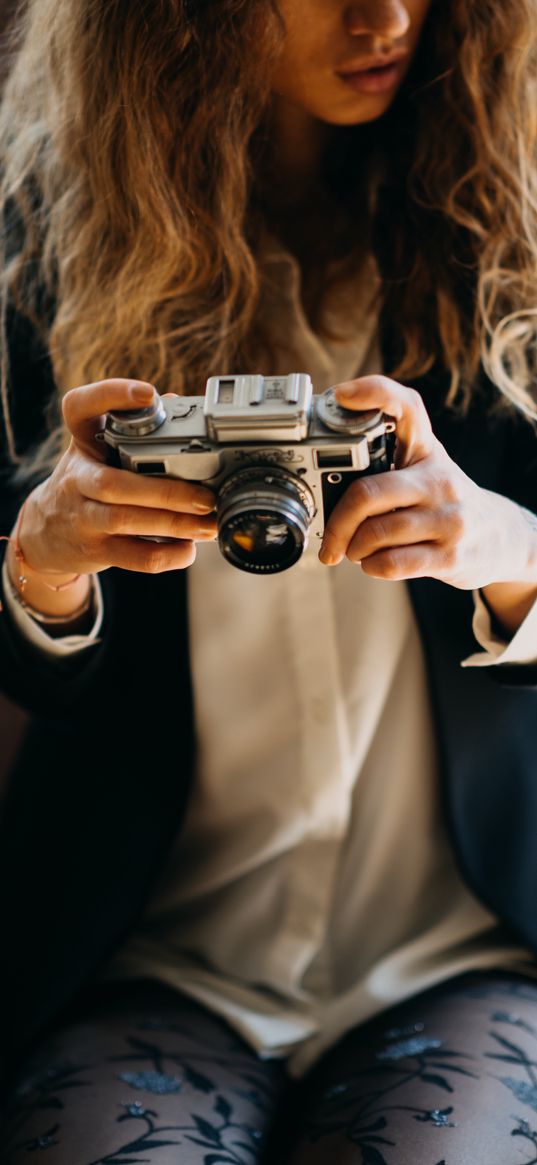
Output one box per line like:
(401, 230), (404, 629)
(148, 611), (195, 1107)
(1, 558), (104, 657)
(461, 587), (537, 668)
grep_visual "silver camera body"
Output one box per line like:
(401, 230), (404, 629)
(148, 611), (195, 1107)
(101, 373), (396, 574)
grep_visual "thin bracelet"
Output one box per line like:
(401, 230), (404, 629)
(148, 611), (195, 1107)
(3, 568), (94, 625)
(0, 496), (81, 595)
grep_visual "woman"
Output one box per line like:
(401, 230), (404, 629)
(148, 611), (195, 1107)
(0, 0), (536, 1161)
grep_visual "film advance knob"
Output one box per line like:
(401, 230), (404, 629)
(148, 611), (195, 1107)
(317, 387), (384, 436)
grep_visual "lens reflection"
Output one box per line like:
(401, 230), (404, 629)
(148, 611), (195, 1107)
(217, 466), (315, 574)
(221, 511), (302, 573)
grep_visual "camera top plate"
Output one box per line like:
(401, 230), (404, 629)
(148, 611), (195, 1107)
(204, 374), (312, 442)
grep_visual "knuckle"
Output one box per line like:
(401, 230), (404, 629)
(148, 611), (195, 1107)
(436, 467), (459, 502)
(54, 466), (72, 501)
(346, 475), (379, 507)
(58, 474), (81, 518)
(101, 504), (122, 534)
(367, 514), (389, 543)
(158, 479), (175, 509)
(144, 547), (169, 574)
(61, 388), (76, 422)
(429, 464), (458, 505)
(171, 513), (190, 538)
(408, 387), (432, 432)
(77, 532), (95, 561)
(440, 542), (459, 572)
(405, 386), (426, 416)
(447, 504), (465, 540)
(162, 478), (185, 511)
(378, 550), (399, 578)
(91, 464), (115, 499)
(407, 386), (422, 408)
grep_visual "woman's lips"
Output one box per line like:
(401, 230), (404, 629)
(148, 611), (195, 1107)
(337, 60), (403, 95)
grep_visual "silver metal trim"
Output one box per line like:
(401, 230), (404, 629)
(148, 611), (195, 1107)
(107, 398), (168, 438)
(317, 388), (384, 436)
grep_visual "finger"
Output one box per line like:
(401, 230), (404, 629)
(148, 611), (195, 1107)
(76, 458), (216, 515)
(359, 542), (441, 581)
(83, 499), (217, 541)
(319, 466), (426, 565)
(62, 379), (157, 454)
(346, 505), (447, 564)
(101, 534), (197, 574)
(332, 375), (434, 467)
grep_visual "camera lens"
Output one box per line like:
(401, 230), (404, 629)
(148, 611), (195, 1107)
(217, 466), (315, 574)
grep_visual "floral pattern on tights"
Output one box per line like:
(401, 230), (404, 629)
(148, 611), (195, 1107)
(5, 976), (537, 1164)
(1, 1011), (278, 1164)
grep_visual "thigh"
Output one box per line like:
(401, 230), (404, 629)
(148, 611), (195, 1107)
(0, 977), (288, 1164)
(286, 970), (537, 1165)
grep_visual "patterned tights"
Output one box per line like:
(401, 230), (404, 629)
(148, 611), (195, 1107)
(2, 971), (537, 1164)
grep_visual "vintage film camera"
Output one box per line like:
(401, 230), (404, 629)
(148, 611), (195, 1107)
(100, 374), (396, 575)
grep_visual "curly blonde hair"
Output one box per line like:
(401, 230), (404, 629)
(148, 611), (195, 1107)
(1, 0), (536, 486)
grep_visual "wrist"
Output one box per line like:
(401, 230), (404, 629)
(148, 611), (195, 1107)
(477, 498), (537, 639)
(3, 561), (95, 631)
(476, 492), (537, 587)
(480, 579), (537, 640)
(7, 535), (81, 585)
(6, 539), (91, 618)
(4, 491), (89, 617)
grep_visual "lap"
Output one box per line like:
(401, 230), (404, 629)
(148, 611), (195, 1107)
(287, 969), (537, 1165)
(2, 971), (537, 1163)
(0, 977), (287, 1164)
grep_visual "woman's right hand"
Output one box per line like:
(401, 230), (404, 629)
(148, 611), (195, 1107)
(13, 379), (217, 580)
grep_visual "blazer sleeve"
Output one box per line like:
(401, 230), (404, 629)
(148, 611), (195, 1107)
(0, 294), (120, 717)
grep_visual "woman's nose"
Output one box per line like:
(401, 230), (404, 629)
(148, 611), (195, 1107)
(343, 1), (411, 40)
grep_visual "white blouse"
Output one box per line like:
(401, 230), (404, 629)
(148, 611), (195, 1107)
(5, 235), (537, 1079)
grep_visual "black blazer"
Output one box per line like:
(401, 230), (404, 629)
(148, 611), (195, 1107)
(0, 292), (536, 1095)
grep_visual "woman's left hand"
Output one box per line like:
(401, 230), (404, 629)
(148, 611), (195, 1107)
(318, 375), (529, 591)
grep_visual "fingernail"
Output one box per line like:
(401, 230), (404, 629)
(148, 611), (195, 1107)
(319, 546), (338, 566)
(193, 493), (216, 513)
(130, 384), (156, 402)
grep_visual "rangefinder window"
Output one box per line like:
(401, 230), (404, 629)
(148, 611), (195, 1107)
(217, 379), (235, 404)
(315, 448), (353, 469)
(135, 461), (167, 474)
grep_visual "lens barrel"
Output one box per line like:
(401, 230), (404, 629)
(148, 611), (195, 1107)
(217, 466), (315, 574)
